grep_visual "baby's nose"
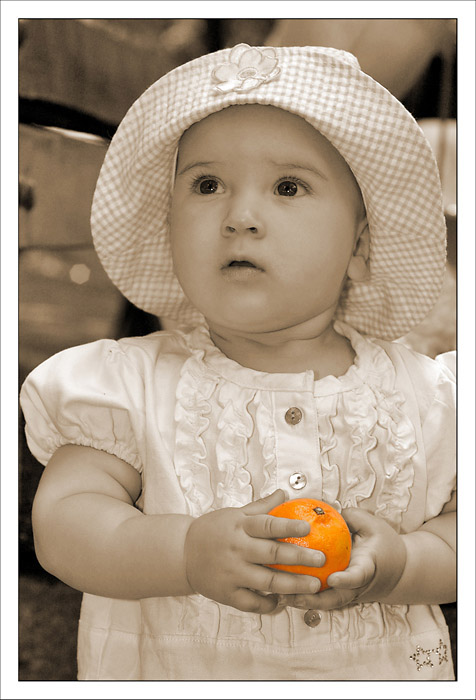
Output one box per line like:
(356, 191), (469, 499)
(222, 204), (264, 238)
(224, 224), (259, 235)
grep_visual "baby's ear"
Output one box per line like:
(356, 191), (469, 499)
(347, 223), (370, 282)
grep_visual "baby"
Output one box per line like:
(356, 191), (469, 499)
(20, 44), (456, 680)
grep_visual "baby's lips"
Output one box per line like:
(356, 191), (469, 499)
(221, 254), (265, 270)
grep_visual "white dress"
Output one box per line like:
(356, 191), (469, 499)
(20, 321), (456, 680)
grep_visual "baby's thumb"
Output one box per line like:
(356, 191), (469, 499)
(341, 507), (377, 537)
(241, 489), (288, 515)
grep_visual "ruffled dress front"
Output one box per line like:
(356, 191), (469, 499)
(20, 321), (456, 680)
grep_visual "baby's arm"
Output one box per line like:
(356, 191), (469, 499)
(32, 444), (194, 598)
(32, 444), (324, 612)
(282, 493), (456, 611)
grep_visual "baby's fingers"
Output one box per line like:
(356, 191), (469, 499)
(326, 555), (375, 589)
(252, 539), (325, 568)
(241, 490), (288, 516)
(288, 587), (358, 611)
(246, 564), (321, 596)
(229, 588), (280, 615)
(244, 513), (310, 540)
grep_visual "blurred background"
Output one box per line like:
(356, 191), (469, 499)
(18, 18), (457, 680)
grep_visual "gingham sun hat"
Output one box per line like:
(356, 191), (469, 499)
(91, 43), (447, 340)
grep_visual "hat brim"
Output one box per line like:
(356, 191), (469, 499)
(91, 44), (447, 340)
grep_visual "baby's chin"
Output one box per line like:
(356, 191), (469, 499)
(205, 313), (294, 337)
(205, 312), (336, 343)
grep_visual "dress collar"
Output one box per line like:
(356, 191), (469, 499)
(184, 320), (395, 395)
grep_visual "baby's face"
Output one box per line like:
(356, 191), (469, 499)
(170, 104), (366, 335)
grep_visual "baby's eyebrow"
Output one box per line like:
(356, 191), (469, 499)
(270, 161), (328, 181)
(176, 161), (221, 176)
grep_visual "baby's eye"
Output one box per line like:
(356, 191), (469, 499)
(275, 178), (309, 197)
(192, 177), (224, 195)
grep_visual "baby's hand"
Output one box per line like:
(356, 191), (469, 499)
(281, 508), (407, 611)
(184, 490), (325, 614)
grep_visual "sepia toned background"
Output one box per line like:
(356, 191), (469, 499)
(18, 18), (457, 680)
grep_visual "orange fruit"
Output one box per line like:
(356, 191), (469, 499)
(267, 498), (351, 591)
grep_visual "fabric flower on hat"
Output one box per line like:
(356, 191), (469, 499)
(212, 43), (280, 93)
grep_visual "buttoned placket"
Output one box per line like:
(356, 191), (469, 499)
(272, 390), (322, 499)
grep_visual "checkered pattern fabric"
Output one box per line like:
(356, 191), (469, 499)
(91, 44), (447, 340)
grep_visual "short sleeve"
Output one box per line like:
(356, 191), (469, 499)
(20, 339), (146, 472)
(421, 351), (456, 521)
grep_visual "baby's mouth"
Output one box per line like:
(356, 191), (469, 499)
(222, 258), (264, 271)
(229, 260), (257, 268)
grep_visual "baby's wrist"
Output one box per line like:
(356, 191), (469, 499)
(183, 516), (200, 594)
(378, 529), (451, 605)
